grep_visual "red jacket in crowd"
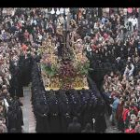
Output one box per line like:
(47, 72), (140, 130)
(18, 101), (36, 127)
(116, 103), (124, 121)
(122, 109), (129, 122)
(125, 128), (136, 133)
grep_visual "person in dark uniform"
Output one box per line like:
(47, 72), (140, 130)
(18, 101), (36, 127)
(81, 123), (93, 133)
(34, 93), (50, 133)
(31, 60), (42, 88)
(47, 90), (61, 133)
(18, 53), (25, 86)
(68, 89), (81, 120)
(86, 90), (98, 129)
(7, 97), (23, 133)
(67, 116), (82, 133)
(33, 51), (41, 63)
(57, 38), (63, 58)
(80, 89), (92, 128)
(72, 90), (82, 121)
(79, 89), (88, 129)
(9, 56), (23, 98)
(56, 90), (71, 132)
(94, 99), (107, 133)
(19, 51), (33, 86)
(31, 58), (50, 133)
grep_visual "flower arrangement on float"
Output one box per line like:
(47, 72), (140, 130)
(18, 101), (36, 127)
(41, 62), (58, 77)
(40, 39), (92, 90)
(41, 52), (59, 78)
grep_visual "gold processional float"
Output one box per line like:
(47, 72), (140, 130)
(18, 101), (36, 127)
(40, 38), (90, 91)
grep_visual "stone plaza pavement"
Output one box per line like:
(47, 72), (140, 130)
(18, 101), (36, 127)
(20, 87), (36, 133)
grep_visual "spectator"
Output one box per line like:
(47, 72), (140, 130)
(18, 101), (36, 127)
(125, 123), (136, 133)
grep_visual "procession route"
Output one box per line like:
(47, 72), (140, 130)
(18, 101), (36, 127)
(20, 86), (36, 133)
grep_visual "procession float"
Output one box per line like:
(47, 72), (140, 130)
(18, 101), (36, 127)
(40, 38), (90, 91)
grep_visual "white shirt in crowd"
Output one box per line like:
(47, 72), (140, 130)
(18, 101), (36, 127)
(11, 8), (16, 16)
(38, 34), (42, 40)
(33, 19), (37, 25)
(128, 17), (133, 24)
(131, 17), (138, 27)
(128, 17), (138, 27)
(123, 8), (127, 15)
(94, 22), (99, 30)
(58, 16), (65, 25)
(85, 44), (92, 52)
(124, 63), (135, 78)
(3, 98), (9, 113)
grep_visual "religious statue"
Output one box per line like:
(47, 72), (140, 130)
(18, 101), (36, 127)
(40, 12), (90, 91)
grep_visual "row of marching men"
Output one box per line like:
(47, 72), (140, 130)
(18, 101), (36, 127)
(31, 60), (107, 133)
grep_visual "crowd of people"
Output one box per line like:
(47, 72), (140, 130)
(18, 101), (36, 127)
(0, 7), (139, 133)
(0, 8), (26, 133)
(96, 9), (140, 133)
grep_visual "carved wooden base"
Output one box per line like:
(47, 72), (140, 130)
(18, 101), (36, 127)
(41, 67), (89, 91)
